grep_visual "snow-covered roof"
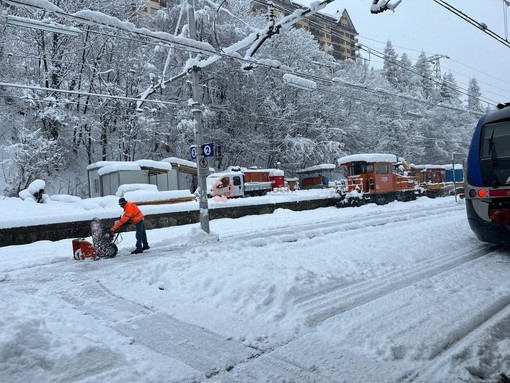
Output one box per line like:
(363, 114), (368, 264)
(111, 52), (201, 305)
(92, 160), (172, 176)
(296, 164), (336, 174)
(86, 161), (118, 170)
(161, 157), (197, 168)
(411, 164), (446, 170)
(98, 162), (141, 176)
(136, 160), (172, 171)
(443, 164), (464, 170)
(207, 171), (241, 179)
(337, 153), (397, 165)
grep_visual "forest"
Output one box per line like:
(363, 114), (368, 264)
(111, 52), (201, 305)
(0, 0), (486, 197)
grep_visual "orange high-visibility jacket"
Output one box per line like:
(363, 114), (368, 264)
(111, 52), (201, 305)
(112, 202), (144, 231)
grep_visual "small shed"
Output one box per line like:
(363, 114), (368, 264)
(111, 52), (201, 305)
(160, 157), (198, 193)
(87, 158), (197, 198)
(296, 163), (338, 189)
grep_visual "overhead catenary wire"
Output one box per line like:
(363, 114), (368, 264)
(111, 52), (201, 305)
(252, 0), (502, 106)
(432, 0), (510, 49)
(0, 0), (489, 116)
(253, 0), (509, 105)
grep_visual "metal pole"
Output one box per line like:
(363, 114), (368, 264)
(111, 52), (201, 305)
(452, 153), (457, 202)
(188, 0), (210, 234)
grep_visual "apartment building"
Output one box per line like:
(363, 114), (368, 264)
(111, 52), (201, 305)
(253, 0), (359, 61)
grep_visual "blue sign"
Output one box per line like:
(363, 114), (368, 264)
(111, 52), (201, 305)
(190, 146), (197, 160)
(202, 143), (214, 158)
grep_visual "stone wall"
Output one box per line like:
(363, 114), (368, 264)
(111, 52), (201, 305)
(0, 198), (337, 247)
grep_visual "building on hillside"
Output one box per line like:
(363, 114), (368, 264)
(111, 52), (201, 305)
(142, 0), (167, 16)
(87, 157), (197, 198)
(252, 0), (358, 61)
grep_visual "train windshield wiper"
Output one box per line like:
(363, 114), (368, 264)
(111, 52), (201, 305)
(488, 129), (499, 165)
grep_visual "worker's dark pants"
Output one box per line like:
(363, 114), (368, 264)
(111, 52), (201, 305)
(135, 220), (149, 250)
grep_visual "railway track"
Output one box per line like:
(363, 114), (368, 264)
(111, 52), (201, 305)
(296, 243), (499, 328)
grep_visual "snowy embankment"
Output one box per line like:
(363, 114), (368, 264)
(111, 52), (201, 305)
(1, 188), (337, 229)
(0, 195), (509, 383)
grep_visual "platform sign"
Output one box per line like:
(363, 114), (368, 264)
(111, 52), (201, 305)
(190, 145), (197, 160)
(202, 143), (214, 158)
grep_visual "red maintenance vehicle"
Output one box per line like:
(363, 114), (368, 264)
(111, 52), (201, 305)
(207, 167), (285, 198)
(336, 153), (418, 207)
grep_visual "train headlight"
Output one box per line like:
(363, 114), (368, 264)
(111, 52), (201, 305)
(469, 189), (477, 198)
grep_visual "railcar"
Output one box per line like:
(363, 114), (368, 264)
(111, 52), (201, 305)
(336, 153), (418, 207)
(465, 102), (510, 245)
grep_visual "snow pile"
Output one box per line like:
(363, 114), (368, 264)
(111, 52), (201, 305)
(124, 189), (196, 204)
(116, 183), (158, 197)
(18, 179), (49, 203)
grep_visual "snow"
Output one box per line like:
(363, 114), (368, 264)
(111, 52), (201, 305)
(338, 153), (397, 164)
(93, 160), (172, 176)
(1, 190), (509, 383)
(18, 179), (49, 203)
(116, 183), (158, 197)
(161, 157), (197, 168)
(283, 73), (318, 91)
(124, 189), (194, 204)
(296, 163), (336, 173)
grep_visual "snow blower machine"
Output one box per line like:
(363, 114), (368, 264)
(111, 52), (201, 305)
(72, 218), (119, 260)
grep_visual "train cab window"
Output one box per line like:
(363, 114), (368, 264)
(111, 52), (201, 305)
(376, 163), (390, 174)
(233, 176), (241, 186)
(482, 121), (510, 160)
(349, 162), (373, 175)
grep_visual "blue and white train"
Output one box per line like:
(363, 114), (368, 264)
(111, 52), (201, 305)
(465, 102), (510, 245)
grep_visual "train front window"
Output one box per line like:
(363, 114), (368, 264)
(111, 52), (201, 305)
(481, 121), (510, 160)
(349, 162), (373, 175)
(376, 163), (390, 174)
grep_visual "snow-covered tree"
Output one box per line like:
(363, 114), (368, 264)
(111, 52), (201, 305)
(439, 72), (461, 105)
(382, 40), (399, 88)
(1, 123), (66, 196)
(467, 78), (484, 113)
(0, 0), (480, 195)
(396, 52), (413, 92)
(413, 51), (435, 99)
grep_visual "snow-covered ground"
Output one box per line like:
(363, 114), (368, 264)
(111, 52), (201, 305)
(1, 193), (509, 383)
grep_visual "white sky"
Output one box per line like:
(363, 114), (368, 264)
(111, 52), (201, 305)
(298, 0), (510, 106)
(1, 192), (509, 382)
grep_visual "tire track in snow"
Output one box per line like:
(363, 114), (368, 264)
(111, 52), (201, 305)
(54, 275), (326, 383)
(217, 203), (464, 245)
(297, 244), (500, 327)
(0, 202), (462, 275)
(399, 294), (510, 383)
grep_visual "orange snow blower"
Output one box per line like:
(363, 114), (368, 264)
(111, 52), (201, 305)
(72, 218), (119, 260)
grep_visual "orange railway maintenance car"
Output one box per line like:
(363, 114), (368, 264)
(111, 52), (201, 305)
(336, 153), (418, 207)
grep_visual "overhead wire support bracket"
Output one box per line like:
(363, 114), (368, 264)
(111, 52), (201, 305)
(247, 0), (335, 59)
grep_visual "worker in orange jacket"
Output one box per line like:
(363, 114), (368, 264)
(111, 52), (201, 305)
(111, 198), (149, 254)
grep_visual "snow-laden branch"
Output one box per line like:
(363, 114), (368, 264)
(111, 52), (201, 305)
(370, 0), (403, 14)
(140, 0), (336, 107)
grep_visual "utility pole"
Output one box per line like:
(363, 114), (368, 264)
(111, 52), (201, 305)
(187, 0), (210, 234)
(428, 54), (449, 83)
